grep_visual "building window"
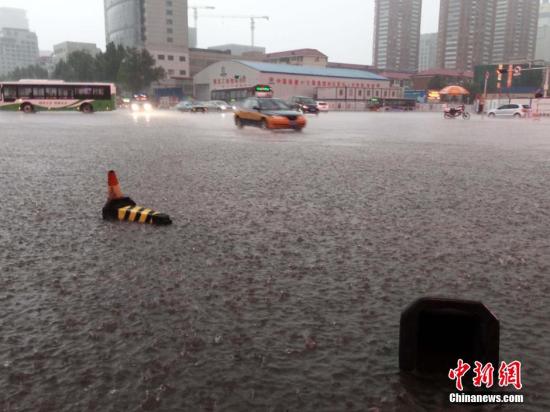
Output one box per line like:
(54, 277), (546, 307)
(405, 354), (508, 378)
(166, 0), (173, 5)
(167, 28), (173, 34)
(168, 55), (174, 61)
(166, 19), (173, 25)
(179, 56), (186, 62)
(180, 70), (186, 76)
(167, 37), (173, 43)
(168, 69), (174, 75)
(166, 9), (173, 16)
(158, 54), (165, 60)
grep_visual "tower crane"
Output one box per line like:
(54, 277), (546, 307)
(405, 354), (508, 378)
(201, 15), (270, 47)
(188, 4), (216, 45)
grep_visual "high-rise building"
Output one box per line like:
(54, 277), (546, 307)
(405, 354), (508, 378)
(0, 7), (29, 30)
(418, 33), (438, 71)
(537, 0), (550, 62)
(437, 0), (496, 71)
(437, 0), (540, 70)
(188, 27), (197, 48)
(373, 0), (422, 72)
(536, 0), (550, 62)
(492, 0), (539, 63)
(53, 41), (101, 64)
(0, 27), (39, 76)
(104, 0), (190, 82)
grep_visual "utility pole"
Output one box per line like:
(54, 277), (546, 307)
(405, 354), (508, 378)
(545, 66), (550, 98)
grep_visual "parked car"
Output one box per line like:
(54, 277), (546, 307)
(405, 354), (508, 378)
(289, 96), (319, 114)
(487, 104), (531, 118)
(204, 100), (233, 112)
(316, 101), (329, 112)
(175, 101), (208, 113)
(234, 97), (306, 131)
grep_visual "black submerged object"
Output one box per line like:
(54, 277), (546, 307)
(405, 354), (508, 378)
(399, 297), (499, 374)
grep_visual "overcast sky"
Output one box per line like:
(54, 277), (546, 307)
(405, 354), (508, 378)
(0, 0), (440, 64)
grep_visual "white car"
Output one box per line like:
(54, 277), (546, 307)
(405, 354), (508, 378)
(487, 104), (531, 118)
(317, 101), (329, 112)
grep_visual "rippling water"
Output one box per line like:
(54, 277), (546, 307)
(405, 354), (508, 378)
(1, 111), (549, 411)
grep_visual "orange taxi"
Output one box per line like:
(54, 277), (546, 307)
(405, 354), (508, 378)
(234, 98), (306, 131)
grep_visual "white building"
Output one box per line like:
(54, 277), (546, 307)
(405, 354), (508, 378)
(208, 44), (266, 57)
(419, 33), (438, 71)
(193, 60), (398, 110)
(536, 0), (550, 62)
(265, 49), (328, 67)
(53, 41), (101, 64)
(104, 0), (190, 84)
(0, 27), (39, 76)
(0, 7), (29, 30)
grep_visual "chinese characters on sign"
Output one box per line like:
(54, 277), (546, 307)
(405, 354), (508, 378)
(449, 360), (522, 391)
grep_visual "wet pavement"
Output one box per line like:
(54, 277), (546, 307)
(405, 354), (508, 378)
(1, 110), (549, 412)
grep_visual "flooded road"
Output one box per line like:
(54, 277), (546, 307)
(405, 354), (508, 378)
(1, 111), (549, 411)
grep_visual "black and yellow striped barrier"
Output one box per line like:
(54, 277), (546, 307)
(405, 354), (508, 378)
(102, 197), (172, 226)
(116, 205), (172, 225)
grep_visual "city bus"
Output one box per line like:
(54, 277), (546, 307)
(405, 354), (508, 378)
(0, 80), (116, 113)
(211, 84), (274, 102)
(367, 97), (416, 111)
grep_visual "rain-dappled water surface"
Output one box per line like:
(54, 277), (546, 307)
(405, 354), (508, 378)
(1, 111), (549, 412)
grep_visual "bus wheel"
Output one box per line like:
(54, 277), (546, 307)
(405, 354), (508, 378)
(21, 103), (34, 113)
(81, 103), (93, 114)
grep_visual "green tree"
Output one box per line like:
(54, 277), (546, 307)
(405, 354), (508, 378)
(117, 48), (165, 93)
(2, 64), (48, 81)
(52, 51), (97, 81)
(95, 42), (127, 82)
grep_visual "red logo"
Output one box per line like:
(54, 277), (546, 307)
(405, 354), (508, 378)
(449, 360), (522, 391)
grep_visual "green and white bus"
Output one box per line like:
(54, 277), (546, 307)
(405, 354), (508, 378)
(0, 80), (116, 113)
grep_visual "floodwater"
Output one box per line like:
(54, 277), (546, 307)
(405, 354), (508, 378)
(1, 110), (549, 412)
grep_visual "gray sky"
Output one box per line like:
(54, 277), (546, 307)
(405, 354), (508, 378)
(0, 0), (440, 64)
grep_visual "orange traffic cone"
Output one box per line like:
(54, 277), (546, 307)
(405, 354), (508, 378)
(107, 170), (124, 200)
(102, 170), (172, 225)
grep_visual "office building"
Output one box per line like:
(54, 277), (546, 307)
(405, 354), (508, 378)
(265, 49), (328, 67)
(437, 0), (496, 71)
(208, 44), (266, 57)
(0, 7), (29, 30)
(492, 0), (539, 63)
(53, 41), (101, 64)
(0, 27), (39, 76)
(373, 0), (422, 72)
(104, 0), (190, 82)
(536, 0), (550, 62)
(188, 27), (197, 48)
(437, 0), (540, 70)
(419, 33), (438, 71)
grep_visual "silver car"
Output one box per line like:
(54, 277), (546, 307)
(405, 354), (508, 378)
(487, 104), (531, 118)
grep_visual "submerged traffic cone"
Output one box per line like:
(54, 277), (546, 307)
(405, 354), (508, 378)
(102, 170), (172, 225)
